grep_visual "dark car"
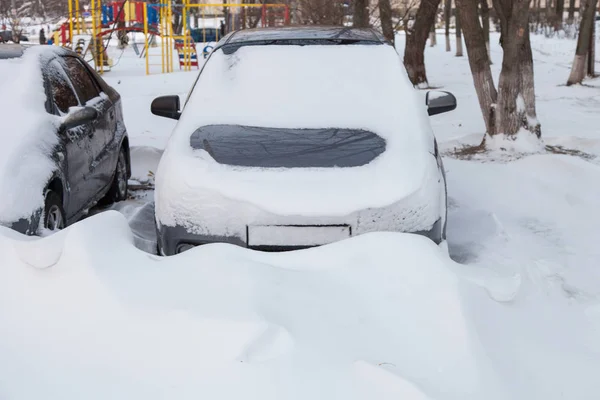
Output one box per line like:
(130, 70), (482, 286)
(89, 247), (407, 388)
(190, 28), (220, 43)
(0, 31), (29, 43)
(0, 45), (130, 234)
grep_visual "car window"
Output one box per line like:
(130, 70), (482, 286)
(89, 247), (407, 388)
(47, 60), (79, 114)
(63, 57), (101, 104)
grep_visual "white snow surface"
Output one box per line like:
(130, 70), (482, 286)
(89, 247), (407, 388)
(0, 46), (60, 225)
(156, 45), (437, 226)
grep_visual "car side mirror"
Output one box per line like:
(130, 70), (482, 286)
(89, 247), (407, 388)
(151, 95), (181, 120)
(61, 106), (98, 130)
(426, 91), (457, 116)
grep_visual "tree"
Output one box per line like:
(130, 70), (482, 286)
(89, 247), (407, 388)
(353, 0), (370, 27)
(567, 0), (576, 24)
(479, 0), (491, 61)
(379, 0), (395, 45)
(554, 0), (565, 30)
(456, 0), (497, 134)
(455, 7), (463, 56)
(567, 0), (598, 85)
(444, 0), (451, 51)
(403, 0), (442, 86)
(296, 0), (347, 25)
(459, 0), (541, 141)
(492, 0), (540, 137)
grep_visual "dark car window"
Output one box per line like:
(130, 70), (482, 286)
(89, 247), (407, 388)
(190, 125), (386, 168)
(47, 60), (79, 114)
(63, 57), (101, 104)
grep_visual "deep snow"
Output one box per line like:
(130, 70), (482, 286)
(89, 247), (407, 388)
(1, 30), (600, 399)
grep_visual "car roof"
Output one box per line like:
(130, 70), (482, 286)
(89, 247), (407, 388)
(227, 26), (386, 43)
(215, 26), (389, 54)
(0, 44), (78, 61)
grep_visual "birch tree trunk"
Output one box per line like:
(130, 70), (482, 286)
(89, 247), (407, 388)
(404, 0), (442, 86)
(430, 17), (438, 46)
(444, 0), (452, 51)
(456, 0), (498, 135)
(567, 0), (597, 85)
(492, 0), (540, 137)
(456, 8), (464, 56)
(379, 0), (395, 46)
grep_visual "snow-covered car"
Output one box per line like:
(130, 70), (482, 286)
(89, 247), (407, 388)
(0, 45), (130, 234)
(151, 26), (456, 256)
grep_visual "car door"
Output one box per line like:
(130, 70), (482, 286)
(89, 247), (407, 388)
(61, 56), (115, 195)
(45, 59), (93, 218)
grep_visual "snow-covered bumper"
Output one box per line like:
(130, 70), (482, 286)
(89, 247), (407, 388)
(156, 174), (446, 256)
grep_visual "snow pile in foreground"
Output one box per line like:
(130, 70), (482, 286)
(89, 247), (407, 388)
(1, 211), (598, 399)
(0, 46), (59, 225)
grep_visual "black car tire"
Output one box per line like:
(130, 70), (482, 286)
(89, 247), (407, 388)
(102, 147), (129, 204)
(44, 190), (66, 231)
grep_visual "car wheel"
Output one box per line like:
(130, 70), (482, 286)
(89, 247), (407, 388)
(44, 190), (66, 231)
(103, 147), (129, 204)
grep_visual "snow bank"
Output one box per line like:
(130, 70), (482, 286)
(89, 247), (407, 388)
(0, 211), (513, 399)
(156, 44), (438, 225)
(0, 46), (60, 226)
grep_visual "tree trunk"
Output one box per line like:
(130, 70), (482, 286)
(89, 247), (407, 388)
(567, 0), (576, 24)
(456, 8), (464, 56)
(567, 0), (597, 85)
(444, 0), (452, 51)
(403, 0), (442, 86)
(353, 0), (370, 27)
(379, 0), (395, 46)
(480, 0), (491, 61)
(493, 0), (539, 137)
(430, 17), (438, 46)
(456, 0), (498, 135)
(587, 0), (596, 76)
(555, 0), (565, 30)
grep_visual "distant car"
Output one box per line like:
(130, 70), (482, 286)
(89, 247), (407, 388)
(151, 26), (456, 256)
(0, 31), (29, 43)
(190, 28), (221, 43)
(0, 45), (130, 234)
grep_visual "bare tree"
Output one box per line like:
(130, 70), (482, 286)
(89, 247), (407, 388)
(403, 0), (442, 86)
(588, 4), (596, 77)
(353, 0), (370, 27)
(554, 0), (565, 30)
(456, 0), (497, 134)
(429, 12), (438, 46)
(455, 7), (463, 56)
(493, 0), (540, 137)
(567, 0), (576, 24)
(296, 0), (346, 25)
(567, 0), (598, 85)
(444, 0), (451, 51)
(379, 0), (395, 45)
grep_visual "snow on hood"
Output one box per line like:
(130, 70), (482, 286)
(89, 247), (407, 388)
(0, 46), (60, 226)
(156, 45), (437, 222)
(0, 211), (515, 399)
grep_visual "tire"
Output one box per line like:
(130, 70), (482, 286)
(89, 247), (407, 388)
(44, 190), (66, 231)
(102, 147), (129, 204)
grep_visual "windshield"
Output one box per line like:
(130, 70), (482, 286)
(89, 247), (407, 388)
(190, 124), (386, 168)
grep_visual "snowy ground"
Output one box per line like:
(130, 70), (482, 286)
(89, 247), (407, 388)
(1, 32), (600, 398)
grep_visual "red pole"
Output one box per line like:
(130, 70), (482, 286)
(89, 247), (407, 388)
(284, 6), (290, 25)
(61, 23), (67, 44)
(261, 4), (267, 27)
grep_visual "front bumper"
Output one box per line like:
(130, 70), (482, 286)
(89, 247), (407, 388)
(157, 217), (444, 256)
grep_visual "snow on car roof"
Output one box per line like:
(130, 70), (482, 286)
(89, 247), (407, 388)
(0, 45), (61, 225)
(225, 26), (386, 45)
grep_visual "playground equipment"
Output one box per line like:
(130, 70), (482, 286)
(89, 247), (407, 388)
(62, 0), (290, 75)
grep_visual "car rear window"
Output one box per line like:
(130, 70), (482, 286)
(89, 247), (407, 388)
(190, 125), (386, 168)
